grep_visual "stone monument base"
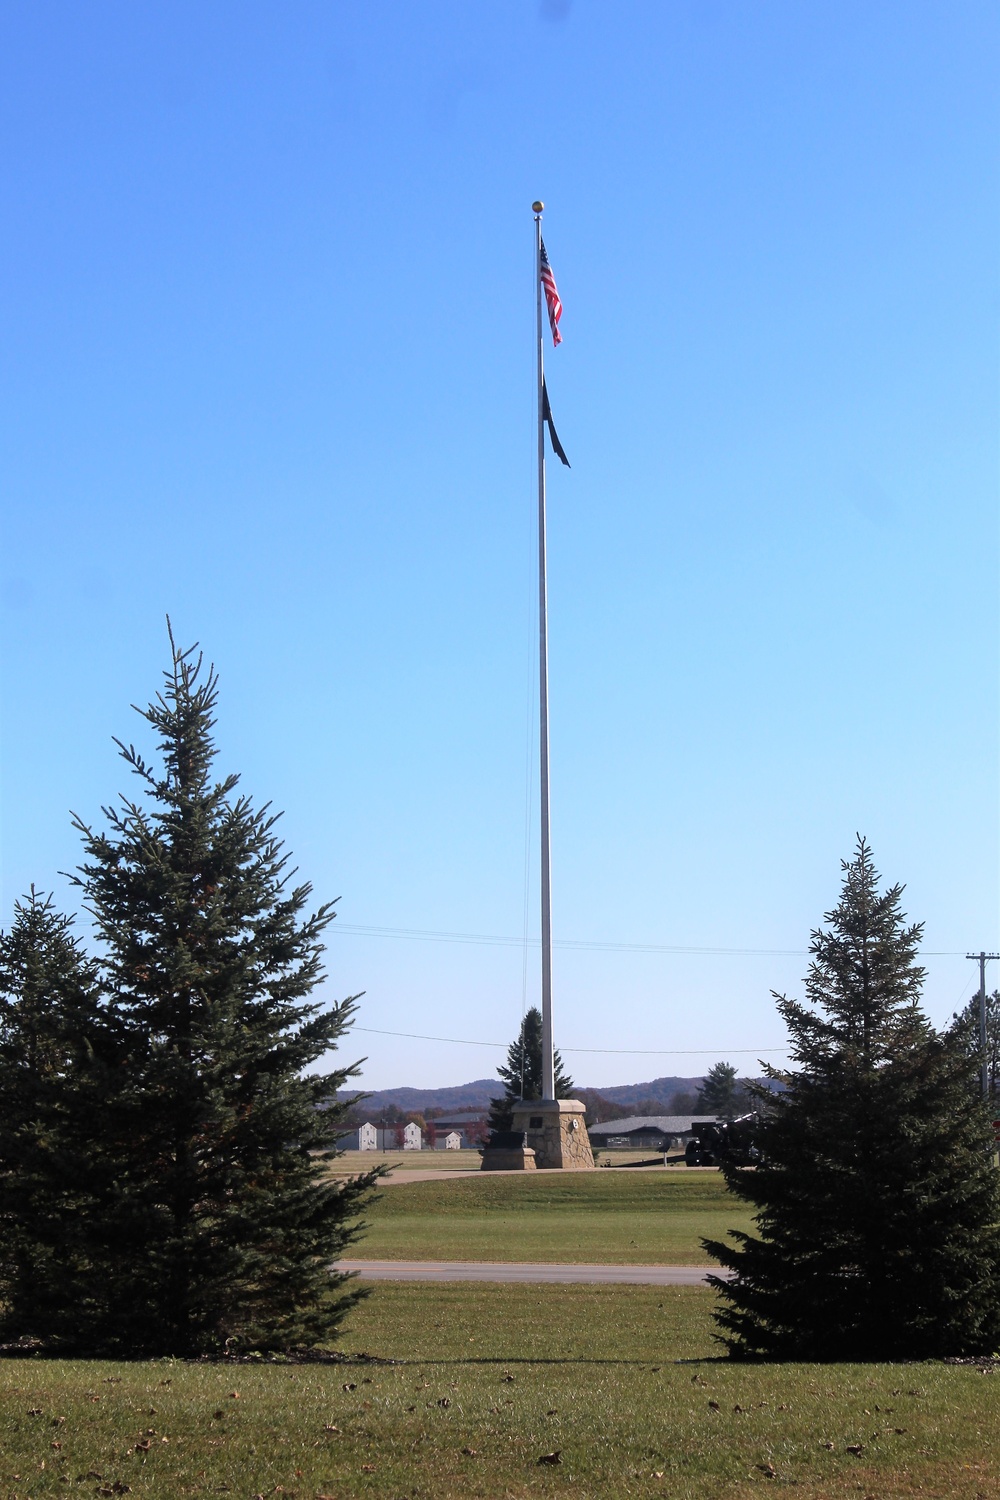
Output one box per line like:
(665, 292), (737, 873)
(479, 1141), (537, 1171)
(510, 1098), (595, 1170)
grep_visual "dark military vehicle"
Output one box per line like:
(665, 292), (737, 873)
(684, 1113), (760, 1167)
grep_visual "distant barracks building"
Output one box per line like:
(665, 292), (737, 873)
(587, 1115), (718, 1152)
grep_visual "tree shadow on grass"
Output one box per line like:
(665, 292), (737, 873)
(342, 1355), (726, 1368)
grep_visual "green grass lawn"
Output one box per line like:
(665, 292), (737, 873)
(0, 1284), (995, 1499)
(333, 1150), (485, 1173)
(357, 1169), (753, 1263)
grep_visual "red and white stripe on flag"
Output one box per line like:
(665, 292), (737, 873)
(540, 239), (563, 346)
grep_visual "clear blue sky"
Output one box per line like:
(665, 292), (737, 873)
(1, 1), (997, 1090)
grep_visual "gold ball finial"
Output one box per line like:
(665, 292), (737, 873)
(532, 200), (544, 213)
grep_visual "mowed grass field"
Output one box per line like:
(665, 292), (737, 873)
(357, 1169), (752, 1263)
(0, 1284), (995, 1499)
(333, 1151), (485, 1173)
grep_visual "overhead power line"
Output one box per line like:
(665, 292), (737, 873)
(335, 922), (964, 960)
(352, 1025), (791, 1056)
(337, 923), (804, 957)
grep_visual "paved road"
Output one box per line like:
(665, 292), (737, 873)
(336, 1259), (727, 1285)
(333, 1164), (701, 1186)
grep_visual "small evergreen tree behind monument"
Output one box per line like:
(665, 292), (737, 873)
(705, 840), (1000, 1360)
(63, 631), (378, 1356)
(488, 1006), (574, 1132)
(696, 1062), (741, 1115)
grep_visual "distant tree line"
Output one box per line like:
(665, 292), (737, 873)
(482, 1025), (755, 1127)
(956, 989), (1000, 1102)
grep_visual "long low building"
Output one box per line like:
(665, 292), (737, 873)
(587, 1115), (719, 1151)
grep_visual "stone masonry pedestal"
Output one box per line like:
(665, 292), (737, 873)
(479, 1135), (537, 1171)
(510, 1098), (595, 1170)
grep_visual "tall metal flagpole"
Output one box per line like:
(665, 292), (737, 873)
(533, 200), (556, 1103)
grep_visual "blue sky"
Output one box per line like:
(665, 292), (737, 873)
(1, 1), (997, 1090)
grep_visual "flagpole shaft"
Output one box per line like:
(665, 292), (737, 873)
(535, 209), (555, 1103)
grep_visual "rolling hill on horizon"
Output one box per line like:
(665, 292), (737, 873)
(339, 1075), (708, 1116)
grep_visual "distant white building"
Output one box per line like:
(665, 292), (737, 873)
(352, 1121), (422, 1151)
(427, 1110), (489, 1149)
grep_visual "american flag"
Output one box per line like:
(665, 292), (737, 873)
(540, 239), (563, 346)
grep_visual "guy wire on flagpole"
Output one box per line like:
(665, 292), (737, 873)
(533, 199), (556, 1103)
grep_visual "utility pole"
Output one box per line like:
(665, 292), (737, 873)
(966, 952), (999, 1100)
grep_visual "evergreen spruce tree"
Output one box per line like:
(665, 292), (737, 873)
(705, 840), (1000, 1360)
(0, 890), (111, 1346)
(696, 1062), (741, 1115)
(68, 631), (378, 1356)
(957, 990), (1000, 1103)
(487, 1007), (574, 1132)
